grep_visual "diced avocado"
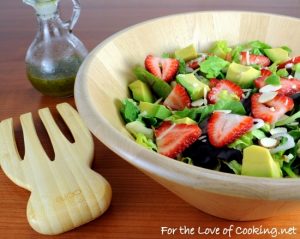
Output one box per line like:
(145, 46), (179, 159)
(209, 40), (232, 59)
(139, 102), (171, 120)
(133, 66), (172, 99)
(174, 117), (197, 125)
(175, 44), (198, 62)
(176, 73), (210, 101)
(226, 62), (260, 88)
(241, 145), (282, 178)
(264, 48), (290, 63)
(129, 80), (154, 103)
(125, 120), (154, 139)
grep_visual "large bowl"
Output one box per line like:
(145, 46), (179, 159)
(74, 11), (300, 221)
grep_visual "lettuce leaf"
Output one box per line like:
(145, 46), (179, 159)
(173, 98), (246, 122)
(228, 129), (266, 151)
(223, 160), (242, 175)
(200, 56), (229, 78)
(209, 40), (232, 59)
(265, 73), (280, 85)
(135, 133), (157, 151)
(120, 99), (140, 123)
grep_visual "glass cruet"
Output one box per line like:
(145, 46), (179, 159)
(23, 0), (88, 97)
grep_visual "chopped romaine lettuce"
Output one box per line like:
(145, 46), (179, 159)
(223, 160), (242, 175)
(120, 99), (140, 123)
(200, 56), (229, 78)
(209, 40), (232, 59)
(228, 129), (265, 151)
(265, 73), (280, 85)
(276, 68), (289, 77)
(135, 133), (157, 151)
(178, 58), (188, 74)
(276, 111), (300, 126)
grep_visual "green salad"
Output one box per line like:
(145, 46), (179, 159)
(120, 40), (300, 178)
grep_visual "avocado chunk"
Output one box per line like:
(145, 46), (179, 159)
(129, 80), (154, 103)
(241, 145), (282, 178)
(264, 48), (290, 63)
(175, 44), (198, 62)
(176, 73), (210, 101)
(139, 102), (171, 120)
(174, 117), (197, 125)
(133, 66), (172, 99)
(226, 62), (260, 88)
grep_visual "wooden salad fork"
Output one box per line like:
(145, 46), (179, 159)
(0, 103), (112, 235)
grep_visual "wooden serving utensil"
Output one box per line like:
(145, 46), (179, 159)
(0, 103), (112, 235)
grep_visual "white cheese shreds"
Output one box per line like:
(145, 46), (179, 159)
(213, 110), (232, 114)
(258, 92), (278, 103)
(270, 133), (295, 154)
(250, 118), (265, 131)
(259, 84), (282, 93)
(270, 127), (288, 135)
(259, 137), (279, 148)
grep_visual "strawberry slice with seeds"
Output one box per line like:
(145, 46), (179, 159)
(145, 55), (179, 82)
(163, 84), (191, 110)
(240, 52), (271, 67)
(155, 121), (202, 158)
(254, 72), (300, 96)
(207, 112), (253, 148)
(209, 78), (219, 88)
(251, 93), (294, 124)
(207, 79), (243, 104)
(278, 56), (300, 69)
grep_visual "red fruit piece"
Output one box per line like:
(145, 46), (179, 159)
(187, 56), (207, 70)
(145, 55), (179, 82)
(209, 78), (219, 88)
(163, 84), (191, 110)
(240, 51), (271, 67)
(207, 112), (253, 148)
(254, 72), (300, 97)
(278, 56), (300, 69)
(155, 121), (202, 158)
(207, 79), (243, 104)
(251, 93), (294, 124)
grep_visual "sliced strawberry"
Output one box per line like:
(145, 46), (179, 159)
(207, 80), (243, 104)
(240, 52), (271, 67)
(251, 93), (294, 124)
(278, 56), (300, 69)
(209, 78), (219, 88)
(145, 55), (179, 82)
(254, 73), (300, 96)
(155, 121), (201, 158)
(207, 112), (253, 148)
(163, 84), (191, 110)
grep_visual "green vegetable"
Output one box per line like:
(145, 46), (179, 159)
(135, 133), (157, 151)
(199, 98), (246, 121)
(179, 157), (193, 165)
(276, 111), (300, 126)
(133, 66), (172, 99)
(281, 46), (292, 54)
(293, 63), (300, 79)
(223, 160), (242, 175)
(209, 40), (232, 59)
(200, 56), (229, 78)
(173, 98), (246, 122)
(247, 40), (271, 52)
(178, 58), (188, 74)
(228, 129), (265, 151)
(276, 68), (289, 77)
(120, 99), (140, 123)
(268, 62), (278, 73)
(231, 45), (245, 62)
(265, 73), (280, 85)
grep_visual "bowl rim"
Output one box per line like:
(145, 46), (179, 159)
(75, 10), (300, 201)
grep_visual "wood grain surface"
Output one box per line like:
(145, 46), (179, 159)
(0, 0), (300, 238)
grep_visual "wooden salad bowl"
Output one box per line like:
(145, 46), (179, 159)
(74, 11), (300, 221)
